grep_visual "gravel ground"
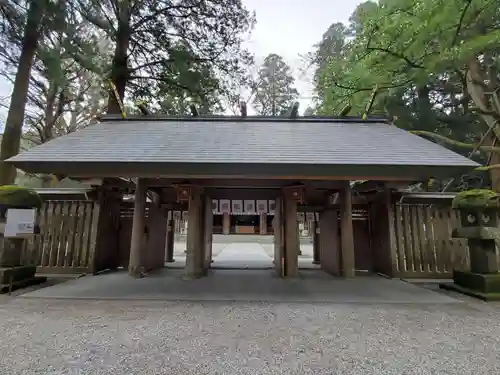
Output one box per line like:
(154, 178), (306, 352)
(1, 297), (500, 375)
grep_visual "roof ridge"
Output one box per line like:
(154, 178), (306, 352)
(98, 114), (389, 124)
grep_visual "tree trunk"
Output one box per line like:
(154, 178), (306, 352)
(466, 58), (500, 191)
(0, 0), (44, 185)
(106, 1), (131, 115)
(416, 85), (433, 128)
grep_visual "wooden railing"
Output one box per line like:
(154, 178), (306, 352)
(391, 203), (469, 278)
(20, 201), (99, 274)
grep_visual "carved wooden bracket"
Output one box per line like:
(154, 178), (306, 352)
(282, 184), (306, 204)
(175, 185), (192, 202)
(174, 184), (203, 203)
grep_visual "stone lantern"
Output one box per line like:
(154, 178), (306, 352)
(0, 185), (43, 292)
(440, 189), (500, 301)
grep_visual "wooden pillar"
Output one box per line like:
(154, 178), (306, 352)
(312, 218), (320, 264)
(319, 209), (340, 276)
(296, 223), (302, 255)
(284, 197), (299, 277)
(128, 179), (147, 277)
(340, 183), (355, 277)
(273, 198), (283, 276)
(203, 196), (214, 270)
(259, 212), (267, 235)
(144, 197), (167, 271)
(222, 212), (230, 235)
(184, 188), (205, 278)
(370, 190), (397, 277)
(165, 211), (175, 263)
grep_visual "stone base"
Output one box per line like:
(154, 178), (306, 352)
(0, 266), (45, 294)
(438, 270), (500, 301)
(0, 265), (36, 285)
(454, 270), (500, 293)
(439, 283), (500, 301)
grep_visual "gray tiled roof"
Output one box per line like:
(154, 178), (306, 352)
(8, 118), (478, 169)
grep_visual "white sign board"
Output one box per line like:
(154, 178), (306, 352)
(244, 200), (255, 214)
(268, 200), (276, 215)
(220, 199), (231, 213)
(232, 200), (243, 214)
(4, 209), (36, 238)
(256, 200), (268, 214)
(212, 199), (219, 214)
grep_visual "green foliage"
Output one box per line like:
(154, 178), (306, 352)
(452, 189), (500, 209)
(312, 0), (500, 191)
(0, 185), (43, 208)
(74, 0), (255, 115)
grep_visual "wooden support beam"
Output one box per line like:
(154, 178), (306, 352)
(312, 219), (320, 265)
(284, 197), (299, 277)
(128, 178), (148, 277)
(206, 188), (280, 200)
(165, 211), (175, 263)
(339, 182), (355, 277)
(222, 212), (230, 235)
(273, 197), (284, 276)
(203, 195), (213, 270)
(319, 209), (340, 276)
(184, 187), (205, 278)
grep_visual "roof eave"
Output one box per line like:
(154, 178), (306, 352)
(8, 160), (479, 182)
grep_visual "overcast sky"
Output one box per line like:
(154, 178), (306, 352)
(0, 0), (362, 119)
(242, 0), (361, 112)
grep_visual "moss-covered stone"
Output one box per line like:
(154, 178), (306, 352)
(0, 185), (42, 209)
(453, 270), (500, 292)
(0, 265), (36, 284)
(452, 189), (500, 209)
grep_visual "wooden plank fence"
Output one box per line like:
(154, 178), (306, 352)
(391, 203), (469, 278)
(2, 198), (479, 279)
(20, 201), (99, 274)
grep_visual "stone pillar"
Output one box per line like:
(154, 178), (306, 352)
(259, 212), (267, 235)
(203, 196), (214, 270)
(319, 209), (340, 276)
(339, 183), (356, 277)
(128, 178), (148, 277)
(312, 219), (320, 265)
(165, 211), (175, 263)
(284, 197), (299, 277)
(184, 189), (205, 278)
(439, 190), (500, 299)
(222, 212), (230, 235)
